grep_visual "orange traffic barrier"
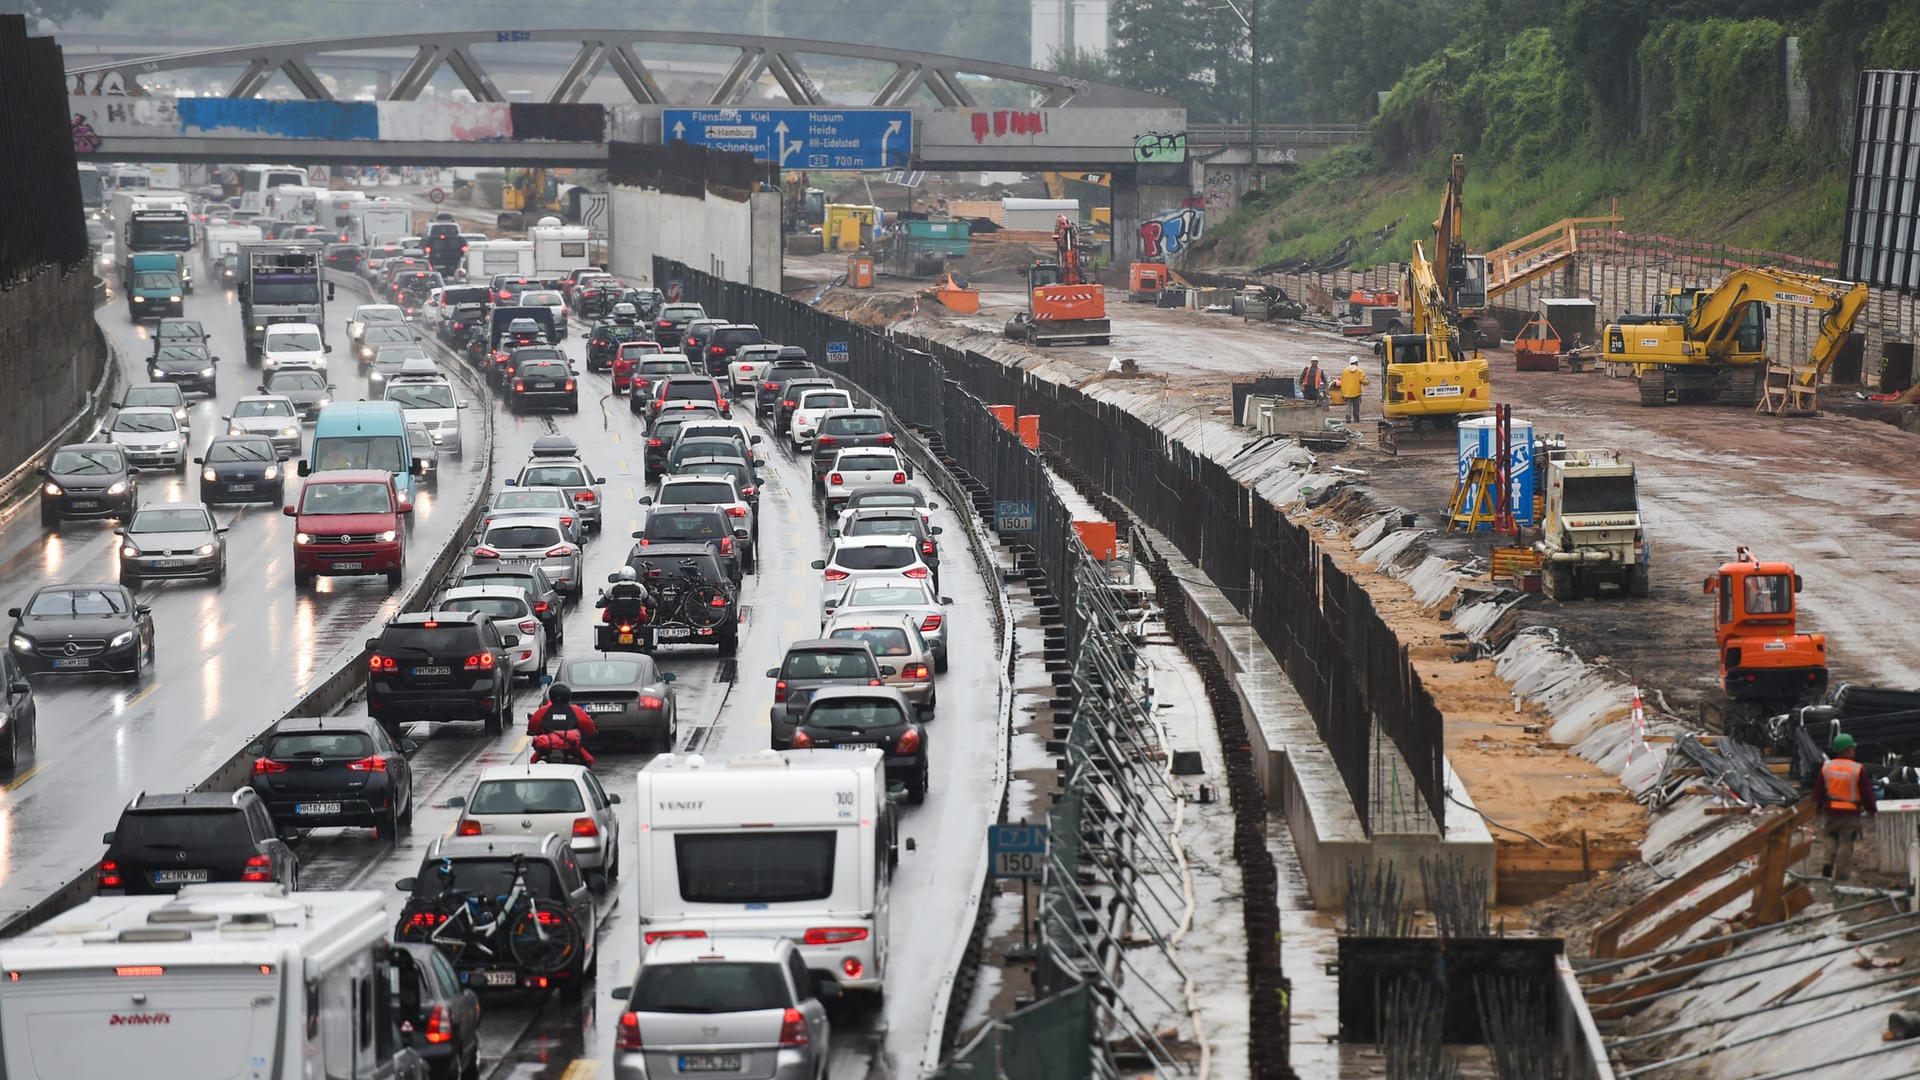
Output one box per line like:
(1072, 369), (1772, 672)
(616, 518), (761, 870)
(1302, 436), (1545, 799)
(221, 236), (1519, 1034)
(1017, 414), (1040, 449)
(989, 404), (1016, 431)
(1074, 520), (1117, 561)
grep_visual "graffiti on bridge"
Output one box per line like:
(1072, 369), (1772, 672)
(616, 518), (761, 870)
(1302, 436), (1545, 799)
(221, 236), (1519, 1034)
(72, 114), (102, 154)
(1139, 199), (1204, 257)
(1133, 130), (1186, 163)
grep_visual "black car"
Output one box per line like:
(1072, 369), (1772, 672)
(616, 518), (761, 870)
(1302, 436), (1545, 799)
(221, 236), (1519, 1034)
(150, 317), (207, 353)
(756, 358), (821, 417)
(634, 508), (741, 584)
(765, 638), (886, 749)
(98, 789), (296, 895)
(391, 942), (483, 1080)
(146, 343), (218, 396)
(586, 322), (650, 371)
(812, 410), (899, 487)
(196, 434), (285, 504)
(622, 544), (739, 655)
(422, 221), (465, 275)
(498, 344), (565, 390)
(261, 368), (335, 420)
(250, 716), (416, 838)
(773, 377), (837, 435)
(792, 684), (928, 802)
(700, 323), (765, 376)
(641, 404), (723, 479)
(7, 582), (153, 680)
(545, 654), (678, 752)
(395, 834), (598, 999)
(509, 358), (578, 414)
(366, 611), (519, 735)
(357, 323), (417, 369)
(0, 649), (39, 770)
(325, 242), (365, 272)
(652, 302), (706, 347)
(38, 442), (137, 527)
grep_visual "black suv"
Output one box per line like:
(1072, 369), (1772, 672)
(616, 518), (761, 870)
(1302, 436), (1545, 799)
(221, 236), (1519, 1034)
(634, 509), (742, 584)
(366, 611), (520, 735)
(39, 442), (137, 527)
(811, 409), (897, 488)
(249, 716), (417, 839)
(700, 323), (765, 376)
(765, 638), (887, 749)
(422, 221), (465, 275)
(624, 544), (739, 655)
(756, 358), (821, 418)
(643, 404), (723, 478)
(395, 833), (598, 999)
(98, 788), (297, 894)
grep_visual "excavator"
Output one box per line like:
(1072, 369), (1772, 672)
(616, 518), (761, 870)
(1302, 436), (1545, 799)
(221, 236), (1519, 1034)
(1703, 547), (1826, 708)
(1603, 267), (1867, 408)
(1005, 215), (1111, 347)
(1372, 239), (1492, 428)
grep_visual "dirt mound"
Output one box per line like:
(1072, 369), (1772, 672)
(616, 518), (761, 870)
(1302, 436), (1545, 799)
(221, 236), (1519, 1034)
(813, 289), (921, 328)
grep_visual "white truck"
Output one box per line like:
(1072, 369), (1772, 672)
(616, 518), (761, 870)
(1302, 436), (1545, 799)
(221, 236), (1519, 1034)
(1533, 447), (1649, 600)
(265, 185), (327, 224)
(113, 189), (195, 292)
(529, 217), (590, 276)
(355, 203), (414, 248)
(319, 189), (367, 234)
(461, 239), (535, 282)
(0, 884), (420, 1080)
(634, 749), (895, 997)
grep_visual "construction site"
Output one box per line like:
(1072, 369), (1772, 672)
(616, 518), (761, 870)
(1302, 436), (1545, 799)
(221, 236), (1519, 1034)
(780, 148), (1920, 1077)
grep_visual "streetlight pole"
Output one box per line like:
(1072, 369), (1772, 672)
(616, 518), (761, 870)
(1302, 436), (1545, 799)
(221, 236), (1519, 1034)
(1218, 0), (1260, 182)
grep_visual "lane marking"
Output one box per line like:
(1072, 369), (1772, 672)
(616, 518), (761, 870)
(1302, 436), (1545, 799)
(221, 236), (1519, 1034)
(5, 764), (42, 791)
(124, 682), (159, 708)
(560, 1060), (598, 1080)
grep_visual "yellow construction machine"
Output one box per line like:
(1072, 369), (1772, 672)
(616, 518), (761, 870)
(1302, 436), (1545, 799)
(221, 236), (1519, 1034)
(1603, 267), (1867, 409)
(1374, 240), (1493, 427)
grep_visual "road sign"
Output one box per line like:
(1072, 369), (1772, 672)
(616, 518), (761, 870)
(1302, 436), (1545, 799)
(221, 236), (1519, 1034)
(580, 191), (609, 241)
(995, 499), (1035, 532)
(666, 279), (683, 302)
(825, 341), (850, 366)
(989, 823), (1048, 879)
(427, 187), (445, 204)
(663, 108), (911, 171)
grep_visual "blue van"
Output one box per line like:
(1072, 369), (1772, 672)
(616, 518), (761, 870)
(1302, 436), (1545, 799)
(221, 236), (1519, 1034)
(298, 400), (425, 502)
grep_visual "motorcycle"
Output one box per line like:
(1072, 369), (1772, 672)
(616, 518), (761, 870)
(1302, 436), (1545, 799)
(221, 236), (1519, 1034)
(592, 580), (655, 653)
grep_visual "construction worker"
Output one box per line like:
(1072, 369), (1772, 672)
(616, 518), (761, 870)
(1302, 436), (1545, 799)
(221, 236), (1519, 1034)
(1817, 733), (1876, 880)
(1339, 357), (1369, 422)
(1301, 357), (1327, 405)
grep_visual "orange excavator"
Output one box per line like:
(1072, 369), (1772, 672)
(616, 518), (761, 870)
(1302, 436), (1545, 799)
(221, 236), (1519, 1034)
(1005, 215), (1111, 347)
(1703, 547), (1827, 707)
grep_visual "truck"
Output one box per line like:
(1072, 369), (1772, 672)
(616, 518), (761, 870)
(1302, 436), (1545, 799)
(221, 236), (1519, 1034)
(113, 189), (194, 293)
(0, 884), (421, 1080)
(1532, 448), (1648, 599)
(238, 240), (331, 364)
(127, 252), (185, 320)
(888, 219), (970, 278)
(529, 218), (591, 276)
(354, 203), (414, 248)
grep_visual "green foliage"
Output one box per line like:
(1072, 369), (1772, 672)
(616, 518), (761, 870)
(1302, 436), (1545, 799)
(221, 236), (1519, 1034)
(1299, 0), (1461, 120)
(1374, 27), (1586, 172)
(1637, 17), (1789, 183)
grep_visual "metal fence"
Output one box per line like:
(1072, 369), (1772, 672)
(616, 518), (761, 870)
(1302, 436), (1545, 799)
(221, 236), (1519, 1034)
(0, 16), (87, 285)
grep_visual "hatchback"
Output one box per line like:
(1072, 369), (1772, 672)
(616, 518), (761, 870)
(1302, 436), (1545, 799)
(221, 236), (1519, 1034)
(107, 405), (188, 472)
(475, 515), (583, 596)
(249, 716), (416, 838)
(117, 501), (227, 584)
(452, 559), (565, 648)
(391, 942), (483, 1080)
(547, 655), (678, 752)
(437, 585), (548, 683)
(613, 936), (832, 1080)
(452, 764), (621, 878)
(822, 448), (912, 510)
(791, 685), (929, 803)
(39, 442), (136, 527)
(651, 375), (730, 419)
(822, 612), (936, 716)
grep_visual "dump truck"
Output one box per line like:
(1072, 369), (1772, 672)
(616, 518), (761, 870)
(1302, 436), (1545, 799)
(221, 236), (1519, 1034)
(1533, 448), (1647, 599)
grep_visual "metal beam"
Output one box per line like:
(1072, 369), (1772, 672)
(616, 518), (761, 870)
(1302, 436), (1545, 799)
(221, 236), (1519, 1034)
(388, 45), (444, 101)
(606, 45), (665, 106)
(550, 41), (606, 104)
(765, 52), (819, 105)
(280, 55), (332, 101)
(443, 46), (502, 103)
(707, 48), (766, 106)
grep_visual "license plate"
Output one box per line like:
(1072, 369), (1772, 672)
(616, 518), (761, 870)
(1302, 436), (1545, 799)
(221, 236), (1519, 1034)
(532, 381), (555, 389)
(581, 702), (623, 713)
(412, 665), (451, 677)
(477, 971), (518, 987)
(1424, 385), (1464, 398)
(152, 869), (208, 885)
(679, 1055), (743, 1073)
(618, 632), (635, 644)
(229, 483), (255, 492)
(70, 499), (98, 509)
(656, 627), (690, 639)
(332, 561), (363, 570)
(837, 742), (877, 750)
(295, 802), (342, 816)
(52, 657), (90, 669)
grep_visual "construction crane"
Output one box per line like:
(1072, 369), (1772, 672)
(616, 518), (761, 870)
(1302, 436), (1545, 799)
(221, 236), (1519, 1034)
(1373, 239), (1493, 428)
(1603, 267), (1867, 408)
(1005, 215), (1110, 347)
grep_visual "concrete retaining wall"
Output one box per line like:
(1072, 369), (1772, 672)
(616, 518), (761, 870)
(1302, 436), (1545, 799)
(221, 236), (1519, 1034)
(608, 184), (780, 292)
(0, 265), (104, 481)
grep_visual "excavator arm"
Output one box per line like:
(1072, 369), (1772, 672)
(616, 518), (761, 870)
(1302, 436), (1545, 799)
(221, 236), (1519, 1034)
(1682, 268), (1866, 374)
(1432, 154), (1467, 313)
(1407, 240), (1456, 363)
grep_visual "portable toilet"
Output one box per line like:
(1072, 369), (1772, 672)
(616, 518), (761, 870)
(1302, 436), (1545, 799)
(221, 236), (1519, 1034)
(1456, 416), (1535, 527)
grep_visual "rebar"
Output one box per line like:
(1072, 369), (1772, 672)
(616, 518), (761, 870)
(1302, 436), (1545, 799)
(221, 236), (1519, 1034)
(1421, 856), (1491, 939)
(1473, 974), (1564, 1080)
(1345, 861), (1417, 938)
(1379, 977), (1458, 1080)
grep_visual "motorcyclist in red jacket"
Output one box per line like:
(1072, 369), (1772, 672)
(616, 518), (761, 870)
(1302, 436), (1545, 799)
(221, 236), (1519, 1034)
(528, 682), (597, 766)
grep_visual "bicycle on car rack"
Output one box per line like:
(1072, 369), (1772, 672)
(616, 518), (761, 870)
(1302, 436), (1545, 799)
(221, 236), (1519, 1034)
(398, 852), (581, 976)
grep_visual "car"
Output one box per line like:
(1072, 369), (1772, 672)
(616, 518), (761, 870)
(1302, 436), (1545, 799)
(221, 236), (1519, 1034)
(194, 432), (284, 503)
(519, 290), (569, 340)
(621, 544), (739, 655)
(671, 418), (762, 467)
(407, 421), (440, 487)
(822, 611), (937, 716)
(7, 582), (153, 680)
(392, 270), (445, 317)
(486, 486), (585, 544)
(285, 468), (411, 591)
(150, 316), (208, 353)
(225, 393), (303, 456)
(97, 789), (296, 894)
(834, 507), (943, 588)
(261, 322), (329, 373)
(394, 833), (597, 998)
(116, 501), (227, 584)
(494, 342), (565, 390)
(788, 388), (854, 450)
(120, 382), (190, 423)
(588, 322), (651, 372)
(261, 368), (335, 420)
(644, 473), (755, 552)
(371, 342), (432, 386)
(451, 763), (621, 877)
(248, 715), (416, 838)
(39, 442), (137, 529)
(700, 323), (766, 376)
(624, 353), (694, 406)
(437, 585), (549, 683)
(642, 403), (725, 477)
(764, 638), (889, 750)
(791, 685), (929, 802)
(756, 358), (822, 418)
(475, 514), (584, 595)
(323, 242), (365, 272)
(367, 610), (519, 735)
(348, 303), (408, 342)
(572, 276), (625, 319)
(822, 447), (912, 511)
(634, 508), (742, 584)
(423, 221), (465, 275)
(679, 318), (728, 364)
(545, 655), (677, 752)
(666, 435), (761, 480)
(772, 377), (837, 435)
(451, 559), (564, 648)
(0, 649), (38, 769)
(359, 247), (406, 283)
(390, 942), (484, 1080)
(675, 456), (761, 512)
(386, 370), (467, 454)
(563, 267), (611, 304)
(727, 341), (785, 397)
(813, 535), (932, 589)
(820, 576), (951, 671)
(106, 405), (189, 472)
(611, 936), (833, 1080)
(147, 343), (219, 396)
(357, 322), (417, 368)
(508, 357), (579, 414)
(510, 452), (605, 531)
(833, 486), (939, 532)
(650, 375), (730, 419)
(652, 302), (706, 347)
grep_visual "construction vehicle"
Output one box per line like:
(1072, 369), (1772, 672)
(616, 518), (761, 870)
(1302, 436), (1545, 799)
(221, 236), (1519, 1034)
(1703, 547), (1827, 706)
(499, 168), (560, 230)
(1604, 267), (1867, 408)
(1533, 448), (1648, 599)
(823, 204), (880, 253)
(783, 172), (827, 233)
(1372, 240), (1491, 427)
(889, 219), (971, 278)
(1005, 215), (1110, 347)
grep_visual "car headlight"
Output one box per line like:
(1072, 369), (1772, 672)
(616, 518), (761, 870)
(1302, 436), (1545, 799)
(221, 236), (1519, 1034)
(229, 426), (245, 436)
(317, 397), (331, 406)
(170, 296), (182, 302)
(195, 543), (216, 556)
(263, 465), (279, 480)
(132, 296), (145, 303)
(109, 630), (135, 648)
(149, 367), (163, 378)
(121, 543), (140, 558)
(163, 440), (180, 450)
(253, 324), (264, 332)
(295, 532), (313, 544)
(376, 529), (397, 543)
(199, 367), (214, 377)
(370, 371), (385, 381)
(280, 426), (298, 438)
(43, 482), (61, 496)
(202, 468), (217, 482)
(9, 635), (30, 653)
(106, 481), (127, 495)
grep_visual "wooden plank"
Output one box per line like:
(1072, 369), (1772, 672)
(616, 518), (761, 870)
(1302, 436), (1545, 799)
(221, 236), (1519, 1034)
(1590, 936), (1736, 1014)
(1748, 823), (1793, 927)
(1496, 846), (1641, 873)
(1611, 873), (1754, 963)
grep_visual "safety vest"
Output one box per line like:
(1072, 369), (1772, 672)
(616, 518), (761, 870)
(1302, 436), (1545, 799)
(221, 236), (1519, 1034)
(1823, 757), (1864, 813)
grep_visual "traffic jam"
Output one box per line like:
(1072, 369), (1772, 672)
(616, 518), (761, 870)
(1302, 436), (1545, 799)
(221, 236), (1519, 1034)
(1, 180), (993, 1080)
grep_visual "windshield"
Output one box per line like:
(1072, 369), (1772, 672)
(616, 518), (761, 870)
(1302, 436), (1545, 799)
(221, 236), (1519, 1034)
(269, 371), (327, 392)
(683, 463), (750, 488)
(208, 439), (275, 463)
(805, 698), (907, 730)
(564, 659), (645, 686)
(312, 436), (404, 473)
(522, 466), (587, 488)
(153, 349), (206, 366)
(848, 585), (931, 607)
(782, 650), (873, 678)
(638, 358), (691, 372)
(1744, 574), (1793, 615)
(358, 307), (402, 324)
(124, 387), (183, 406)
(157, 322), (203, 339)
(234, 398), (294, 417)
(836, 546), (913, 570)
(375, 346), (429, 367)
(665, 382), (717, 401)
(830, 626), (913, 656)
(633, 963), (790, 1014)
(485, 524), (563, 549)
(471, 778), (584, 815)
(662, 481), (735, 505)
(390, 383), (454, 409)
(412, 858), (559, 902)
(128, 218), (191, 247)
(675, 832), (835, 904)
(300, 481), (393, 515)
(848, 517), (918, 537)
(129, 508), (212, 533)
(365, 326), (412, 345)
(112, 412), (175, 433)
(1561, 474), (1637, 514)
(442, 596), (526, 620)
(250, 273), (319, 304)
(133, 271), (177, 291)
(268, 330), (323, 352)
(494, 490), (567, 510)
(27, 588), (128, 616)
(522, 291), (563, 306)
(800, 393), (851, 410)
(825, 416), (887, 435)
(49, 448), (124, 474)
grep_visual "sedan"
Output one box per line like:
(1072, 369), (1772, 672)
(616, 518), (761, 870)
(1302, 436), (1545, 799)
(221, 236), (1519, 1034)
(834, 485), (938, 533)
(548, 655), (677, 752)
(120, 382), (189, 424)
(392, 942), (483, 1080)
(40, 443), (136, 528)
(118, 502), (227, 584)
(357, 323), (417, 369)
(225, 394), (303, 457)
(249, 716), (416, 839)
(0, 650), (38, 770)
(371, 343), (431, 386)
(820, 576), (950, 672)
(107, 406), (188, 472)
(437, 585), (548, 683)
(261, 369), (335, 420)
(791, 684), (929, 803)
(7, 583), (154, 680)
(197, 434), (284, 504)
(474, 516), (583, 596)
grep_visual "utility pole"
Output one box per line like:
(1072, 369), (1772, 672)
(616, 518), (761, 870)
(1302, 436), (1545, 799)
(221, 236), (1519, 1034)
(1248, 0), (1258, 183)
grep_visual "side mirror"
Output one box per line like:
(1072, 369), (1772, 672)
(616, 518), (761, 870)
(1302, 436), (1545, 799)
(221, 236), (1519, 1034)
(394, 877), (416, 892)
(754, 458), (767, 468)
(931, 526), (944, 535)
(6, 608), (20, 619)
(103, 831), (116, 845)
(401, 739), (419, 753)
(733, 528), (750, 540)
(324, 343), (333, 353)
(811, 560), (826, 570)
(661, 672), (677, 683)
(258, 385), (268, 392)
(327, 282), (336, 300)
(113, 526), (126, 535)
(610, 986), (632, 1001)
(608, 793), (622, 804)
(631, 530), (645, 539)
(502, 634), (519, 647)
(1794, 574), (1804, 593)
(192, 457), (204, 465)
(750, 434), (762, 444)
(296, 460), (312, 477)
(247, 742), (265, 757)
(8, 681), (27, 695)
(216, 526), (230, 534)
(503, 478), (517, 486)
(815, 979), (844, 1001)
(282, 505), (297, 517)
(367, 637), (381, 651)
(135, 605), (151, 616)
(594, 477), (606, 485)
(35, 466), (47, 476)
(446, 796), (466, 809)
(941, 596), (954, 605)
(929, 502), (940, 510)
(397, 501), (414, 514)
(828, 529), (841, 538)
(879, 665), (897, 677)
(638, 496), (653, 506)
(766, 668), (779, 678)
(457, 401), (471, 409)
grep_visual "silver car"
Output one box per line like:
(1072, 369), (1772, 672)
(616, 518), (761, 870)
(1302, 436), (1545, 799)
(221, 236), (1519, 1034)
(613, 936), (831, 1080)
(474, 514), (584, 596)
(106, 406), (188, 472)
(116, 502), (227, 584)
(437, 585), (548, 683)
(225, 394), (303, 457)
(488, 487), (586, 545)
(511, 457), (605, 531)
(385, 372), (466, 454)
(821, 575), (951, 672)
(370, 343), (431, 387)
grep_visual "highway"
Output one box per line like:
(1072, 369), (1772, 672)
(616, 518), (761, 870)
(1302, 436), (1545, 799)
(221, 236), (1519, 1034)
(2, 257), (1005, 1078)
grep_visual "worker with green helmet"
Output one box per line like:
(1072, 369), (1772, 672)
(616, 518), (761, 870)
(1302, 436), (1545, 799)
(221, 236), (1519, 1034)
(1818, 732), (1876, 881)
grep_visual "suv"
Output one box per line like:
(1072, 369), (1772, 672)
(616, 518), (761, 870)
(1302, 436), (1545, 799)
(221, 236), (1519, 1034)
(511, 448), (606, 532)
(508, 357), (578, 414)
(650, 375), (729, 419)
(39, 442), (137, 528)
(755, 358), (820, 418)
(394, 834), (598, 999)
(612, 936), (833, 1080)
(366, 610), (521, 735)
(284, 469), (410, 590)
(765, 638), (889, 749)
(700, 323), (765, 376)
(653, 302), (706, 347)
(248, 715), (416, 838)
(623, 544), (739, 655)
(634, 507), (743, 584)
(678, 318), (728, 362)
(98, 789), (297, 895)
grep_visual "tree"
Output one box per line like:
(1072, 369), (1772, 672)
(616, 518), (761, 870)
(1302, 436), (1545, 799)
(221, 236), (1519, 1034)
(1299, 0), (1460, 120)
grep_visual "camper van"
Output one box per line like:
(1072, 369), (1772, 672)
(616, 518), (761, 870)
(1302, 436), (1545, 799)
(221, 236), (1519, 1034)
(634, 749), (895, 996)
(0, 884), (421, 1079)
(461, 239), (535, 282)
(529, 219), (590, 277)
(239, 164), (309, 216)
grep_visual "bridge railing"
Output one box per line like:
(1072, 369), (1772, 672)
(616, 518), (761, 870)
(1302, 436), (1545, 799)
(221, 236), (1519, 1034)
(1184, 122), (1369, 147)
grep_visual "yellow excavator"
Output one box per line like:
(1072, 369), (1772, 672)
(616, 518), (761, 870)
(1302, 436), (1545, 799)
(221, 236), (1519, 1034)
(1373, 239), (1493, 427)
(1603, 267), (1867, 408)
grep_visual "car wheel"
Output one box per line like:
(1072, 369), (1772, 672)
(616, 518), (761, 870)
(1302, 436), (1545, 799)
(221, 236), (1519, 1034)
(174, 459), (187, 475)
(718, 631), (738, 658)
(484, 698), (505, 736)
(294, 570), (313, 590)
(400, 795), (414, 828)
(461, 1057), (480, 1080)
(935, 650), (949, 674)
(909, 765), (928, 805)
(39, 506), (57, 529)
(559, 977), (585, 1004)
(0, 727), (17, 771)
(387, 565), (404, 590)
(210, 558), (225, 586)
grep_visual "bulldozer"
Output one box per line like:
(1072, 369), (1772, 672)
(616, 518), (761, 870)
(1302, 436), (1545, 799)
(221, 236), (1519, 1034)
(1005, 215), (1110, 347)
(1703, 547), (1827, 708)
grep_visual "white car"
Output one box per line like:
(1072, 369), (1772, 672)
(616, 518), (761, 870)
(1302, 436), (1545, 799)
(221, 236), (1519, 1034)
(519, 290), (569, 341)
(727, 342), (784, 397)
(416, 286), (445, 328)
(451, 763), (622, 877)
(438, 584), (548, 682)
(820, 574), (952, 671)
(486, 486), (585, 545)
(260, 322), (329, 373)
(346, 303), (405, 343)
(106, 405), (188, 471)
(789, 388), (854, 450)
(823, 446), (911, 510)
(225, 394), (303, 457)
(812, 535), (933, 588)
(384, 366), (466, 454)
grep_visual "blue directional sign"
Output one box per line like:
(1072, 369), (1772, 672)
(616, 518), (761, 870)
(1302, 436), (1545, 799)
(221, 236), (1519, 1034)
(995, 500), (1036, 533)
(989, 823), (1049, 879)
(663, 108), (912, 171)
(824, 341), (850, 367)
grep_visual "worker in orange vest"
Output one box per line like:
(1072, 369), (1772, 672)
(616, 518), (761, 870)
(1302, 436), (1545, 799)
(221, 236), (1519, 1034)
(1817, 733), (1876, 880)
(1300, 357), (1328, 405)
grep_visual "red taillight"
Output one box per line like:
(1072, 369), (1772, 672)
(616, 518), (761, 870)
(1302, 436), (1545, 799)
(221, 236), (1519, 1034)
(520, 619), (540, 635)
(456, 819), (481, 836)
(647, 437), (664, 447)
(369, 654), (398, 671)
(253, 758), (289, 775)
(782, 399), (796, 408)
(513, 380), (525, 392)
(710, 595), (729, 607)
(657, 320), (672, 327)
(564, 379), (576, 391)
(842, 957), (864, 979)
(774, 680), (788, 703)
(877, 434), (895, 445)
(560, 516), (574, 528)
(424, 1004), (453, 1044)
(818, 436), (838, 448)
(719, 537), (734, 554)
(830, 472), (843, 485)
(546, 545), (574, 558)
(892, 472), (906, 484)
(643, 929), (707, 945)
(792, 729), (814, 748)
(709, 346), (725, 354)
(572, 817), (599, 838)
(473, 546), (500, 559)
(464, 652), (495, 670)
(779, 1007), (809, 1047)
(533, 600), (550, 613)
(921, 615), (943, 632)
(904, 663), (931, 680)
(346, 755), (386, 772)
(803, 926), (869, 945)
(241, 854), (272, 882)
(741, 487), (756, 497)
(897, 729), (922, 753)
(725, 506), (747, 518)
(116, 965), (166, 977)
(904, 566), (930, 579)
(824, 568), (849, 581)
(638, 695), (664, 709)
(616, 1011), (643, 1050)
(576, 491), (597, 503)
(921, 540), (935, 555)
(98, 860), (122, 888)
(635, 379), (652, 391)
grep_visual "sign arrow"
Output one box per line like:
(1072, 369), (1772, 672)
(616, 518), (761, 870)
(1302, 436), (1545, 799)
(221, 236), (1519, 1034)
(671, 120), (686, 141)
(775, 120), (804, 166)
(880, 119), (902, 165)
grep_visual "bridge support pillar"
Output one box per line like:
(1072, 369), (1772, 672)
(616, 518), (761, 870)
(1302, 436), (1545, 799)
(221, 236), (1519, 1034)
(1109, 163), (1194, 267)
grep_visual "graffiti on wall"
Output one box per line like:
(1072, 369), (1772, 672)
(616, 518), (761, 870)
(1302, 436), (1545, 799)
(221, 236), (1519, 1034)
(1203, 169), (1236, 215)
(71, 114), (101, 154)
(1133, 130), (1187, 163)
(968, 109), (1047, 143)
(1139, 198), (1204, 257)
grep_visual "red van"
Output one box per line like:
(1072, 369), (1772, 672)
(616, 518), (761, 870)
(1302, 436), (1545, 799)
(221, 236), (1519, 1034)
(283, 469), (410, 590)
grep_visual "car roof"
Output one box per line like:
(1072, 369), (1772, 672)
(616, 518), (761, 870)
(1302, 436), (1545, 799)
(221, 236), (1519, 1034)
(57, 441), (122, 453)
(128, 790), (245, 811)
(132, 500), (212, 515)
(270, 715), (381, 737)
(304, 469), (393, 485)
(834, 534), (918, 549)
(476, 763), (589, 784)
(806, 684), (913, 708)
(115, 405), (179, 420)
(845, 486), (928, 501)
(824, 611), (921, 633)
(840, 576), (936, 594)
(265, 321), (321, 333)
(785, 637), (873, 653)
(235, 393), (294, 404)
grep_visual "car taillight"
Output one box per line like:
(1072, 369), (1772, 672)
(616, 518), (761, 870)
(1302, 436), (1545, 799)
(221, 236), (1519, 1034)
(564, 379), (576, 391)
(818, 435), (838, 448)
(922, 540), (935, 555)
(904, 566), (930, 579)
(473, 546), (500, 559)
(635, 379), (652, 390)
(725, 506), (747, 517)
(346, 756), (386, 772)
(648, 437), (664, 447)
(253, 758), (289, 775)
(657, 320), (672, 327)
(533, 600), (550, 614)
(905, 663), (933, 681)
(791, 729), (814, 748)
(803, 926), (869, 945)
(241, 854), (272, 882)
(710, 595), (729, 607)
(779, 1007), (810, 1047)
(457, 819), (482, 836)
(782, 399), (796, 407)
(639, 695), (664, 709)
(643, 930), (707, 945)
(741, 486), (756, 497)
(774, 680), (788, 703)
(520, 619), (540, 635)
(719, 536), (734, 554)
(424, 1004), (453, 1044)
(464, 652), (495, 670)
(616, 1011), (643, 1051)
(560, 517), (574, 528)
(877, 434), (895, 445)
(709, 346), (725, 354)
(98, 860), (123, 888)
(842, 958), (864, 979)
(513, 380), (525, 392)
(824, 568), (849, 581)
(892, 472), (907, 484)
(830, 473), (843, 485)
(572, 817), (599, 837)
(576, 491), (596, 503)
(546, 545), (574, 558)
(921, 615), (943, 632)
(896, 729), (923, 753)
(370, 654), (398, 671)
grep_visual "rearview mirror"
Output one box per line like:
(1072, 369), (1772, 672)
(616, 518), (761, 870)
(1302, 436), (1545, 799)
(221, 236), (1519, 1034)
(828, 529), (840, 538)
(661, 672), (676, 682)
(608, 794), (622, 804)
(610, 986), (632, 1001)
(940, 595), (953, 605)
(394, 877), (416, 892)
(401, 739), (419, 753)
(931, 526), (943, 535)
(102, 831), (116, 845)
(810, 560), (826, 570)
(879, 665), (897, 677)
(638, 496), (653, 506)
(396, 501), (414, 514)
(750, 434), (762, 444)
(446, 796), (466, 809)
(766, 667), (779, 678)
(283, 506), (297, 517)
